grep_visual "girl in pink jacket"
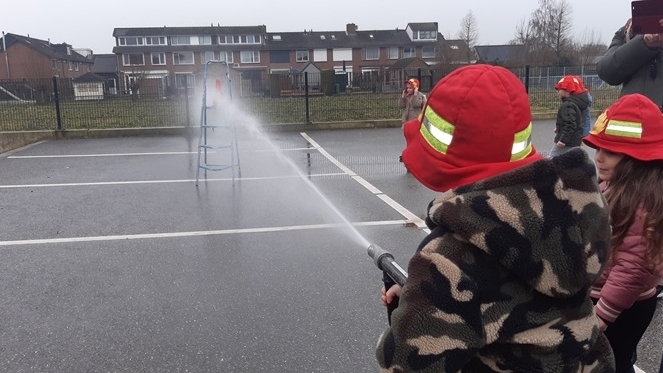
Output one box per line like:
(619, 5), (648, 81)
(583, 93), (663, 373)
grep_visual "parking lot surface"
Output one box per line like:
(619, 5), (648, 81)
(1, 119), (661, 372)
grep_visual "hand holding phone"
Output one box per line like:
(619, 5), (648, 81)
(631, 1), (663, 35)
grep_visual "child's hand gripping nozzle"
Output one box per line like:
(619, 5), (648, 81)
(367, 244), (408, 324)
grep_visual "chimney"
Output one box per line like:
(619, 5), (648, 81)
(346, 23), (357, 36)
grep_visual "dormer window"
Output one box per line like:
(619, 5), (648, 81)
(331, 35), (336, 40)
(273, 35), (281, 41)
(320, 35), (326, 40)
(413, 30), (436, 41)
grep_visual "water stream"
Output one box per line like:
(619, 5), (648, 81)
(205, 100), (371, 250)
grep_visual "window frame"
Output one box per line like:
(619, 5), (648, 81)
(171, 36), (192, 45)
(240, 50), (260, 63)
(361, 47), (380, 60)
(403, 47), (416, 58)
(151, 52), (166, 65)
(173, 51), (195, 65)
(422, 46), (436, 58)
(119, 37), (144, 46)
(122, 53), (145, 66)
(295, 50), (309, 62)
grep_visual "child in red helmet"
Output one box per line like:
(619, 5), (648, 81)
(583, 93), (663, 373)
(397, 78), (426, 126)
(379, 64), (615, 372)
(549, 75), (590, 157)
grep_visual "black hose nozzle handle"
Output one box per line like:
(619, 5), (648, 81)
(367, 244), (408, 287)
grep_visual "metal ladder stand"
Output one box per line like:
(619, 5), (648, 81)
(195, 61), (241, 186)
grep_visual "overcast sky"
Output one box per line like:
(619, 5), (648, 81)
(4, 0), (630, 55)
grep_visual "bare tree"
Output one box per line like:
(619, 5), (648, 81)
(458, 11), (479, 63)
(511, 18), (535, 64)
(520, 0), (574, 65)
(573, 28), (608, 66)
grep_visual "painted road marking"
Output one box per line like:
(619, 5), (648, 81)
(0, 220), (406, 247)
(299, 132), (429, 233)
(8, 151), (205, 159)
(0, 173), (347, 189)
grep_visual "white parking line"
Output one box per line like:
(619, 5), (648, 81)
(8, 151), (203, 159)
(0, 173), (347, 189)
(299, 132), (429, 233)
(0, 220), (406, 247)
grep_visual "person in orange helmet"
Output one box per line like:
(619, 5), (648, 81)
(584, 93), (663, 373)
(549, 75), (590, 158)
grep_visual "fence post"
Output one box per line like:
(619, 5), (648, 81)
(52, 77), (63, 131)
(525, 65), (530, 94)
(417, 68), (422, 87)
(184, 77), (190, 127)
(304, 72), (310, 124)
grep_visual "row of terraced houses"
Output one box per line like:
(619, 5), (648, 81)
(0, 23), (522, 98)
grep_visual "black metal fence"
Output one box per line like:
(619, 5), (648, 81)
(0, 65), (621, 132)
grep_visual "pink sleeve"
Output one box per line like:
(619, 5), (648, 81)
(594, 216), (652, 323)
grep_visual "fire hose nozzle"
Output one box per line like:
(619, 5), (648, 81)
(367, 243), (408, 287)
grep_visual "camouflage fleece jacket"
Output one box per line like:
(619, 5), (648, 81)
(376, 149), (615, 373)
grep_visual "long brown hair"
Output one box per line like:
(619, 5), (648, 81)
(603, 156), (663, 270)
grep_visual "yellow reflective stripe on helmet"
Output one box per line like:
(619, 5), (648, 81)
(512, 122), (533, 161)
(605, 120), (642, 138)
(420, 106), (455, 154)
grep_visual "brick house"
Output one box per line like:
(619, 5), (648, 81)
(111, 22), (447, 96)
(0, 33), (93, 80)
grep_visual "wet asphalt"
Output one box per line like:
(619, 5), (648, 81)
(0, 120), (661, 373)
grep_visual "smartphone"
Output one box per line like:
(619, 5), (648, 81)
(631, 0), (663, 34)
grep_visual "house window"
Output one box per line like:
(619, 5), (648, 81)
(388, 47), (399, 59)
(151, 52), (166, 65)
(201, 51), (218, 64)
(296, 50), (309, 62)
(240, 35), (261, 44)
(413, 30), (436, 40)
(270, 50), (290, 64)
(74, 62), (79, 71)
(313, 49), (327, 62)
(332, 48), (352, 62)
(240, 51), (260, 63)
(224, 51), (233, 63)
(422, 46), (436, 58)
(233, 35), (240, 44)
(51, 59), (57, 69)
(175, 73), (195, 88)
(362, 47), (379, 60)
(119, 37), (144, 46)
(68, 61), (73, 70)
(171, 36), (192, 45)
(173, 51), (194, 65)
(199, 36), (212, 45)
(403, 47), (416, 58)
(146, 37), (166, 45)
(123, 53), (145, 66)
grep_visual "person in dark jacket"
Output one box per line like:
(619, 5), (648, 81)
(597, 18), (663, 107)
(550, 75), (589, 158)
(377, 64), (615, 373)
